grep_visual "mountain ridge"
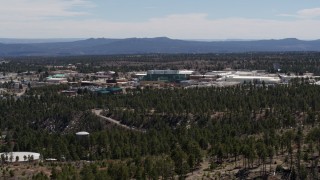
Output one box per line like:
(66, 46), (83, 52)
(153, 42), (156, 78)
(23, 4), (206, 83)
(0, 37), (320, 56)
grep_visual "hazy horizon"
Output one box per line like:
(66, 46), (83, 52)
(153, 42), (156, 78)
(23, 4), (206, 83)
(0, 37), (319, 44)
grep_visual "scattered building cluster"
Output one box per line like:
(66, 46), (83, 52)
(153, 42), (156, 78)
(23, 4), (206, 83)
(135, 70), (320, 88)
(1, 67), (320, 98)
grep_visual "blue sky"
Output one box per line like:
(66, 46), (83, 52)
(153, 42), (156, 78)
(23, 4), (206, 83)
(1, 0), (320, 39)
(89, 0), (320, 21)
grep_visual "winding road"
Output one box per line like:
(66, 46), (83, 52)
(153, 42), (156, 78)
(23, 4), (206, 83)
(91, 109), (146, 133)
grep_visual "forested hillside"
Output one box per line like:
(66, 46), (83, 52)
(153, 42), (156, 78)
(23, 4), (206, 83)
(1, 82), (320, 179)
(4, 52), (320, 75)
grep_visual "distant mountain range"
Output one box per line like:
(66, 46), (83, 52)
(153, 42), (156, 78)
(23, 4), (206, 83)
(0, 38), (85, 44)
(0, 37), (320, 56)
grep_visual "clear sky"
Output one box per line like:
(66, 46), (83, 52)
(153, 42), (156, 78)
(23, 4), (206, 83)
(1, 0), (320, 39)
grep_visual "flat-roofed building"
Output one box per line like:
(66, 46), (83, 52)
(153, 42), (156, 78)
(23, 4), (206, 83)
(46, 77), (68, 84)
(143, 70), (194, 82)
(0, 152), (40, 162)
(220, 75), (281, 84)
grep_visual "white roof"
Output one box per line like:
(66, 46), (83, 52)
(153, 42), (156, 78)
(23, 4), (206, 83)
(206, 71), (233, 76)
(234, 71), (255, 76)
(178, 70), (194, 75)
(47, 78), (67, 81)
(147, 70), (194, 75)
(223, 75), (281, 83)
(76, 131), (90, 136)
(0, 152), (40, 162)
(135, 73), (147, 76)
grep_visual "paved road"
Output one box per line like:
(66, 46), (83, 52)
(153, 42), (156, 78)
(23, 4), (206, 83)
(91, 109), (146, 133)
(15, 87), (27, 97)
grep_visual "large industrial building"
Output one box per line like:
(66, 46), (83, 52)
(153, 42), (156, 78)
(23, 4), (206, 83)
(142, 70), (194, 82)
(219, 75), (281, 84)
(0, 152), (40, 162)
(209, 71), (281, 84)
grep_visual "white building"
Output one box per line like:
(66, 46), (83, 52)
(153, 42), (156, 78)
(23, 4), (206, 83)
(46, 77), (68, 84)
(76, 131), (90, 136)
(146, 70), (194, 75)
(0, 152), (40, 162)
(206, 71), (233, 76)
(220, 75), (281, 84)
